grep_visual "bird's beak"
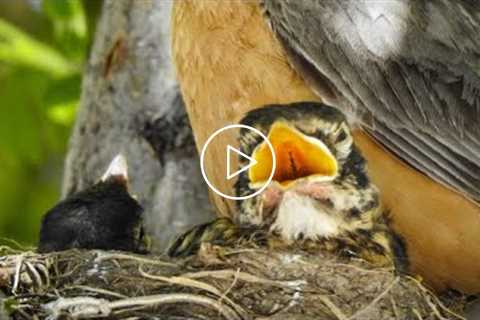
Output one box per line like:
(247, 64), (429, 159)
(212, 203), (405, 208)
(101, 154), (129, 185)
(248, 122), (338, 189)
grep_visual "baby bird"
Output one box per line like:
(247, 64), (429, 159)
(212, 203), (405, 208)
(169, 102), (407, 271)
(38, 155), (146, 253)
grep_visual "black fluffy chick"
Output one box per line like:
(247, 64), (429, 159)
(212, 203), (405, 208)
(38, 155), (146, 253)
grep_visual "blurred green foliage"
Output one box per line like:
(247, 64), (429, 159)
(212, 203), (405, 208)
(0, 0), (99, 246)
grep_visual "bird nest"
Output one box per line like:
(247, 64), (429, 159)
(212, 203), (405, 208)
(0, 243), (469, 320)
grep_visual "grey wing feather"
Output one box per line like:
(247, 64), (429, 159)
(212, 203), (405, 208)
(262, 0), (480, 201)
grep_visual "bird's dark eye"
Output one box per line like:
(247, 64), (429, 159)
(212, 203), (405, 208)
(336, 129), (347, 143)
(349, 207), (361, 217)
(331, 124), (353, 160)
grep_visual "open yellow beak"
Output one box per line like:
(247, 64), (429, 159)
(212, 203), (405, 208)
(248, 122), (338, 188)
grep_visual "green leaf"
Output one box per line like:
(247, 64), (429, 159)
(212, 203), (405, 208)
(44, 74), (81, 125)
(47, 101), (78, 125)
(0, 0), (89, 246)
(0, 18), (76, 76)
(0, 68), (50, 164)
(43, 0), (88, 63)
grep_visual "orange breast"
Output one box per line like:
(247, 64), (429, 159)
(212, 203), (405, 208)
(355, 132), (480, 293)
(172, 0), (480, 293)
(172, 0), (318, 216)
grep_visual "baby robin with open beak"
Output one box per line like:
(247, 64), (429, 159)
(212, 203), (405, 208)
(169, 102), (407, 272)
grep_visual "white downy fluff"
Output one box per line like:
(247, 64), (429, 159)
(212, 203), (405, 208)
(271, 193), (341, 240)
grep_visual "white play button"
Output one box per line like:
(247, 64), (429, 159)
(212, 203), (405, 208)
(200, 124), (275, 200)
(226, 145), (258, 180)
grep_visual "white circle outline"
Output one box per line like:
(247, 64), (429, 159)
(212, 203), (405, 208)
(200, 124), (276, 200)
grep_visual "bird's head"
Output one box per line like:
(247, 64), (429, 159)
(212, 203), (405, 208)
(87, 154), (139, 211)
(235, 102), (380, 239)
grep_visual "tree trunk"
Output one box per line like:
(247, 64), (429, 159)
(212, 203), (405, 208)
(62, 0), (214, 251)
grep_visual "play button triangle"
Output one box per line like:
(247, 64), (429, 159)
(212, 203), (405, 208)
(226, 145), (258, 180)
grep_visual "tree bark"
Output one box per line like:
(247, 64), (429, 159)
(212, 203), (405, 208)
(62, 0), (214, 251)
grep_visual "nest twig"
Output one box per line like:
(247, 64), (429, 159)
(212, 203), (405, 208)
(0, 244), (469, 319)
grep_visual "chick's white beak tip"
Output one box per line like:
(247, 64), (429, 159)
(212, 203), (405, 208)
(102, 154), (128, 181)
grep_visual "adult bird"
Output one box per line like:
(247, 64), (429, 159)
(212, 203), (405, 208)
(172, 0), (480, 292)
(38, 155), (146, 253)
